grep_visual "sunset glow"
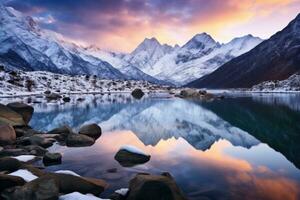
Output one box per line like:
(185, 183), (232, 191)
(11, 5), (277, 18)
(3, 0), (300, 52)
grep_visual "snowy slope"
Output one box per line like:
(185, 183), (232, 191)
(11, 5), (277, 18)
(124, 37), (176, 73)
(0, 5), (125, 79)
(81, 46), (164, 84)
(150, 34), (263, 85)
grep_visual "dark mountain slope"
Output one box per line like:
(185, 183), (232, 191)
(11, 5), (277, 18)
(187, 13), (300, 88)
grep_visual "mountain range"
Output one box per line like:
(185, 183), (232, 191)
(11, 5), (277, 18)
(188, 13), (300, 88)
(0, 5), (264, 86)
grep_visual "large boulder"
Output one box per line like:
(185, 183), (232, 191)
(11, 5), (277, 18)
(114, 145), (150, 167)
(0, 157), (22, 172)
(79, 124), (102, 139)
(66, 134), (95, 147)
(43, 152), (62, 166)
(0, 104), (25, 126)
(0, 124), (16, 145)
(47, 173), (108, 196)
(0, 174), (26, 192)
(6, 102), (34, 125)
(131, 89), (145, 99)
(126, 173), (187, 200)
(1, 175), (59, 200)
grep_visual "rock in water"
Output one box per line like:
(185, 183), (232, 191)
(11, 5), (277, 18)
(6, 102), (34, 125)
(126, 173), (187, 200)
(43, 152), (62, 166)
(114, 145), (150, 167)
(62, 97), (71, 102)
(0, 124), (16, 145)
(79, 124), (102, 139)
(0, 174), (26, 192)
(66, 134), (95, 147)
(131, 89), (145, 99)
(1, 175), (59, 200)
(0, 104), (25, 126)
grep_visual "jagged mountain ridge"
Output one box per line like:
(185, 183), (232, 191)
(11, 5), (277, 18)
(187, 13), (300, 88)
(148, 34), (262, 85)
(0, 5), (162, 82)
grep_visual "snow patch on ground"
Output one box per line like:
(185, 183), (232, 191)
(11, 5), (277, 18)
(12, 155), (36, 162)
(9, 169), (38, 182)
(120, 145), (149, 156)
(55, 170), (81, 177)
(59, 192), (109, 200)
(115, 188), (129, 196)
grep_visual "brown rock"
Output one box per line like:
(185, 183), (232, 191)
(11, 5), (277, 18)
(0, 174), (26, 191)
(66, 134), (95, 147)
(0, 124), (16, 145)
(6, 102), (34, 125)
(126, 172), (187, 200)
(0, 104), (25, 126)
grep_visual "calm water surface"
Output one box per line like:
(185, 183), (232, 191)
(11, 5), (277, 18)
(3, 93), (300, 200)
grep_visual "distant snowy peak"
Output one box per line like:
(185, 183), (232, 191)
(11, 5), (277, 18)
(182, 32), (219, 50)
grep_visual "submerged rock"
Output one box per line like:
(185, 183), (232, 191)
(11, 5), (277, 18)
(114, 145), (150, 167)
(66, 134), (95, 147)
(79, 124), (102, 139)
(0, 124), (16, 145)
(0, 104), (25, 126)
(6, 102), (34, 125)
(43, 152), (62, 166)
(131, 89), (145, 99)
(126, 172), (187, 200)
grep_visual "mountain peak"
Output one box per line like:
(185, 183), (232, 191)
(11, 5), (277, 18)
(183, 32), (218, 49)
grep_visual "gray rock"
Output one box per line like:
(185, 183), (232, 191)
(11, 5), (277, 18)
(43, 152), (62, 166)
(66, 134), (95, 147)
(62, 97), (71, 102)
(45, 93), (62, 100)
(47, 125), (72, 139)
(126, 172), (187, 200)
(114, 149), (150, 167)
(79, 124), (102, 139)
(6, 102), (34, 125)
(131, 89), (145, 99)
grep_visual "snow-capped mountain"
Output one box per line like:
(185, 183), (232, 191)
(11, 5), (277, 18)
(124, 37), (175, 73)
(100, 99), (259, 150)
(148, 33), (262, 85)
(187, 13), (300, 88)
(0, 5), (128, 79)
(82, 46), (164, 84)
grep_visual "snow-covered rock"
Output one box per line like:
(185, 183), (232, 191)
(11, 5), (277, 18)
(12, 155), (36, 162)
(251, 73), (300, 92)
(8, 169), (38, 182)
(55, 170), (81, 177)
(59, 192), (109, 200)
(119, 145), (149, 156)
(114, 188), (129, 196)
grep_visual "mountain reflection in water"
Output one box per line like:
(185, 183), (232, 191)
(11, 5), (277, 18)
(24, 93), (300, 200)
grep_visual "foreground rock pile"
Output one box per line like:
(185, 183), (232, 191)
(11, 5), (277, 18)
(0, 101), (187, 200)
